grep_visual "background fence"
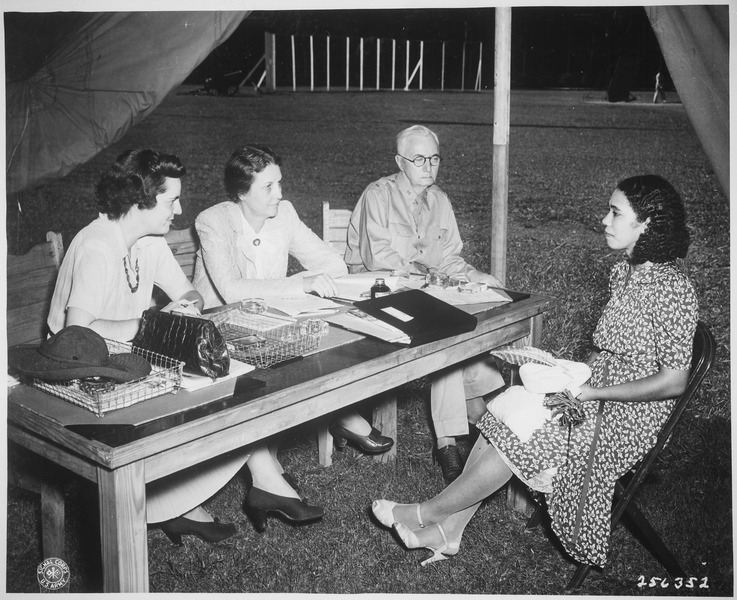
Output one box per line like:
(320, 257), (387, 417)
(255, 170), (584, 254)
(262, 31), (486, 92)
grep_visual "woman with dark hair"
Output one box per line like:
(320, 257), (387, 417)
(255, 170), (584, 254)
(372, 174), (698, 569)
(48, 148), (242, 545)
(194, 144), (393, 531)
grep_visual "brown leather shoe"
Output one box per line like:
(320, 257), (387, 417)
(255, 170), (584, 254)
(434, 444), (464, 483)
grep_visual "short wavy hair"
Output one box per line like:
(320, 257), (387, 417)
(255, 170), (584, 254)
(618, 174), (690, 264)
(224, 145), (282, 201)
(96, 149), (186, 219)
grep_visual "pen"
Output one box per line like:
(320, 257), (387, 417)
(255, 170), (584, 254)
(297, 309), (340, 318)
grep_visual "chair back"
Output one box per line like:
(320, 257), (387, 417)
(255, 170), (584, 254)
(164, 225), (199, 281)
(322, 201), (352, 256)
(612, 321), (716, 519)
(7, 232), (64, 347)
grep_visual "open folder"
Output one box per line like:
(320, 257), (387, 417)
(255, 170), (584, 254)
(353, 289), (478, 346)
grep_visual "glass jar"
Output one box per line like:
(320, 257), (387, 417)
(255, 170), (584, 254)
(370, 278), (391, 299)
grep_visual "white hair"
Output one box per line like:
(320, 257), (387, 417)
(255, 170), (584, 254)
(396, 125), (439, 155)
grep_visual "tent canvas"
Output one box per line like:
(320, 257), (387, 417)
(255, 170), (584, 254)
(645, 5), (729, 200)
(5, 11), (248, 195)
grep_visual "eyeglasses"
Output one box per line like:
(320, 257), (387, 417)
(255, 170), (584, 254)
(397, 154), (442, 168)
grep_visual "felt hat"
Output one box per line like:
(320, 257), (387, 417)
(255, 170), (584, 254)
(8, 325), (151, 383)
(519, 359), (591, 395)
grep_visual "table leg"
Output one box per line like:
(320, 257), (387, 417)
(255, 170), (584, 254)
(317, 425), (334, 467)
(40, 481), (65, 560)
(97, 461), (148, 593)
(372, 391), (397, 463)
(8, 467), (65, 559)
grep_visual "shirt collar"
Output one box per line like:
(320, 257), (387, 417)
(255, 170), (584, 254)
(621, 261), (675, 286)
(99, 213), (168, 256)
(396, 171), (432, 210)
(99, 213), (136, 257)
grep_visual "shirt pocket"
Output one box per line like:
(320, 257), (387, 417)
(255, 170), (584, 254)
(424, 225), (447, 243)
(420, 225), (448, 266)
(388, 221), (415, 260)
(388, 222), (414, 238)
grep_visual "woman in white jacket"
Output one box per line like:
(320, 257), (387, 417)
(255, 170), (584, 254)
(194, 144), (393, 531)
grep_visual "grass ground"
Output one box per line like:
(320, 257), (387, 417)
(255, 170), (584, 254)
(5, 88), (731, 594)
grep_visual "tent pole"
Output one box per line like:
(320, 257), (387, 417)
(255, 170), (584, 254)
(491, 7), (511, 284)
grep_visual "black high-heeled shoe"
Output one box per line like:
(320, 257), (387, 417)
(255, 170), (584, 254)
(282, 472), (301, 495)
(330, 425), (394, 454)
(244, 487), (324, 532)
(158, 516), (237, 545)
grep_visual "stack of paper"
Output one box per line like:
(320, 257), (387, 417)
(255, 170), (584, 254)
(325, 309), (411, 344)
(179, 358), (256, 391)
(267, 294), (343, 317)
(423, 286), (512, 306)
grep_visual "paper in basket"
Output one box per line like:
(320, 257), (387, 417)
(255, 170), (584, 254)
(212, 309), (329, 369)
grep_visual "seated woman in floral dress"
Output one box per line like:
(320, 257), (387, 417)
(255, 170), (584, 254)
(372, 174), (698, 568)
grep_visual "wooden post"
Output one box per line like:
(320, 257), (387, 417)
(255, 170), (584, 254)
(376, 38), (381, 90)
(360, 37), (364, 91)
(441, 41), (446, 91)
(419, 40), (424, 90)
(264, 31), (276, 92)
(310, 35), (314, 91)
(461, 41), (466, 91)
(345, 37), (350, 91)
(405, 56), (422, 91)
(291, 35), (296, 92)
(491, 7), (511, 284)
(326, 35), (331, 91)
(475, 41), (483, 91)
(405, 40), (410, 90)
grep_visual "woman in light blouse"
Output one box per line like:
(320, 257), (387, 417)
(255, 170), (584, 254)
(194, 144), (393, 531)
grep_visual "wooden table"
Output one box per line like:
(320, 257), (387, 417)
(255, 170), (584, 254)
(8, 293), (554, 592)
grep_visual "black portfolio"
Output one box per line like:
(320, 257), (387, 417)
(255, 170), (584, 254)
(353, 289), (479, 346)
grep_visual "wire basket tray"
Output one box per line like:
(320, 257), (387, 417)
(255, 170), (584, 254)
(30, 339), (184, 417)
(211, 309), (329, 369)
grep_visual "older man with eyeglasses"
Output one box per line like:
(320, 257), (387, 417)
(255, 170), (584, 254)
(345, 124), (506, 482)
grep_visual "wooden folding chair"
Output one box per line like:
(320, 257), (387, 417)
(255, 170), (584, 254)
(7, 231), (64, 346)
(321, 200), (352, 256)
(526, 321), (716, 590)
(318, 201), (398, 465)
(7, 231), (67, 559)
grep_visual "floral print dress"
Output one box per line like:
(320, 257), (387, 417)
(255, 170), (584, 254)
(476, 260), (698, 566)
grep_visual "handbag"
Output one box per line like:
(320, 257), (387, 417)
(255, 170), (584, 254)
(487, 358), (592, 440)
(132, 309), (230, 378)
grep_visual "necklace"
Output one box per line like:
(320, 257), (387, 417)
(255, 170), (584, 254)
(123, 256), (140, 293)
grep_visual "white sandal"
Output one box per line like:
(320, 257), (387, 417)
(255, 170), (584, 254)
(371, 499), (425, 529)
(393, 522), (460, 566)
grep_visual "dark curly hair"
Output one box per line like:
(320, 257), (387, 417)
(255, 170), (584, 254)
(618, 175), (690, 264)
(224, 145), (282, 201)
(96, 149), (186, 219)
(95, 148), (187, 221)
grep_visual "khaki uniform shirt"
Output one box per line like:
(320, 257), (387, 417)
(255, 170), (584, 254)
(345, 171), (479, 279)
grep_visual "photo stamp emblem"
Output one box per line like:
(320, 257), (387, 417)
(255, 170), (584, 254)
(36, 557), (70, 591)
